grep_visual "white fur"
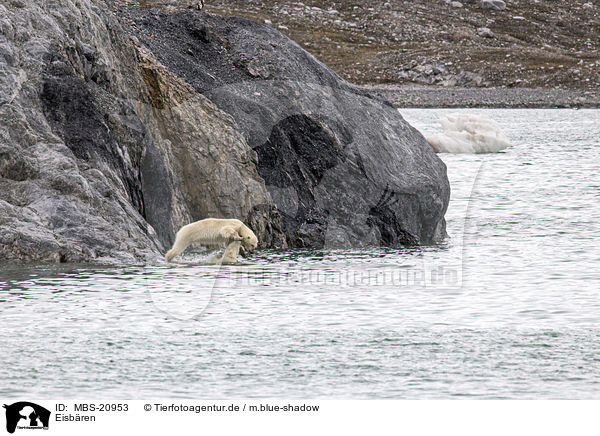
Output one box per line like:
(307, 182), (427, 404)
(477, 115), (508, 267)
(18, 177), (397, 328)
(165, 218), (258, 262)
(207, 240), (243, 265)
(426, 113), (511, 153)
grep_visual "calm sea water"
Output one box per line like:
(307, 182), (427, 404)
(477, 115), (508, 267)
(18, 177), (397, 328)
(1, 109), (599, 399)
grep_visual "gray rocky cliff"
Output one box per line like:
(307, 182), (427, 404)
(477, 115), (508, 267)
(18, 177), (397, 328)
(0, 0), (281, 262)
(124, 7), (450, 248)
(0, 0), (449, 263)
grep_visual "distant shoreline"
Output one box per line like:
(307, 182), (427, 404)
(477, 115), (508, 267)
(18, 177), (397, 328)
(359, 85), (600, 109)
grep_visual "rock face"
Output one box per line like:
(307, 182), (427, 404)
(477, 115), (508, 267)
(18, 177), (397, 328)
(0, 0), (281, 262)
(124, 8), (450, 247)
(0, 0), (449, 263)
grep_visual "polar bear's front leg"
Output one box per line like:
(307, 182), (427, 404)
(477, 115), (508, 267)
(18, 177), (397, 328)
(219, 226), (243, 243)
(209, 240), (242, 265)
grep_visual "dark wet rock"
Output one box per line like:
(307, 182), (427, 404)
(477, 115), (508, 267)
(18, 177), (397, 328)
(125, 7), (450, 247)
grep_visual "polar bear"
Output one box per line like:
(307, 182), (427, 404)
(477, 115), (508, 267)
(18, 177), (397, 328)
(207, 240), (243, 265)
(165, 218), (258, 262)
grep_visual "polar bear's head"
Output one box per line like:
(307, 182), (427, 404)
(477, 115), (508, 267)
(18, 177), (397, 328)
(239, 224), (258, 254)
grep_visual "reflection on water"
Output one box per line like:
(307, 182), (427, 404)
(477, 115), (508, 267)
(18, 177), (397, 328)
(1, 109), (599, 399)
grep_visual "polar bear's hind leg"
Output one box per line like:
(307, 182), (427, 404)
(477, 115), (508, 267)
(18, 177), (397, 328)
(165, 226), (194, 262)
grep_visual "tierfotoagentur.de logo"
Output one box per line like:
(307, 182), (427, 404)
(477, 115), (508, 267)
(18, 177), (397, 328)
(3, 402), (50, 434)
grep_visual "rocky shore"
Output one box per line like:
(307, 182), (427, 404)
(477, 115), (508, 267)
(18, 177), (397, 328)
(205, 0), (600, 105)
(360, 85), (600, 108)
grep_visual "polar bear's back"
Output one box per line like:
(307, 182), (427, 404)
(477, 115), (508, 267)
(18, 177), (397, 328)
(179, 218), (243, 244)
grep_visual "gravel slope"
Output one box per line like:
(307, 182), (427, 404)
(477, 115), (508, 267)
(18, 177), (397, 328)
(203, 0), (600, 103)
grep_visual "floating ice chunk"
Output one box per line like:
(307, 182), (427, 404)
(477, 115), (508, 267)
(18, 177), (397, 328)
(426, 113), (512, 153)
